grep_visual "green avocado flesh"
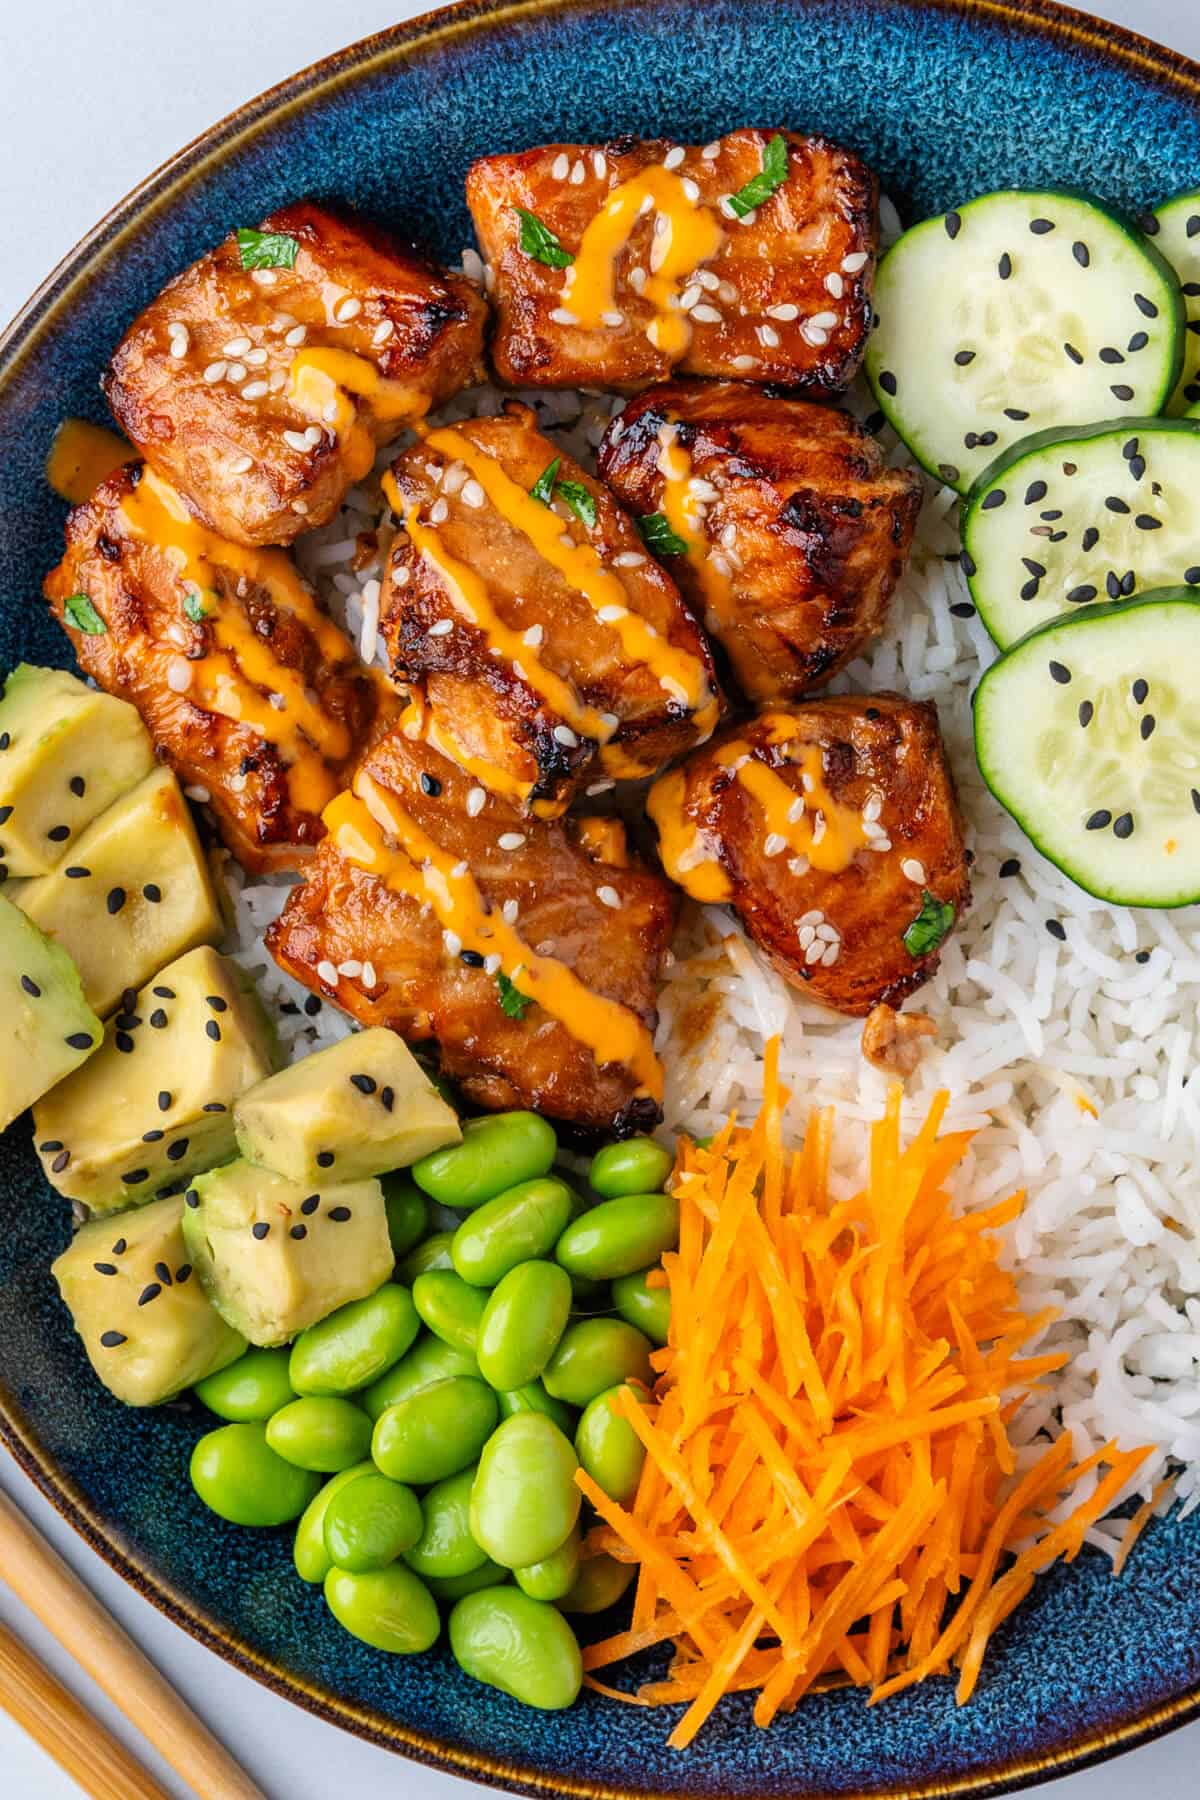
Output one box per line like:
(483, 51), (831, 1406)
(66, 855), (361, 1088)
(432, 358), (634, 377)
(0, 894), (101, 1132)
(33, 945), (279, 1214)
(53, 1193), (246, 1406)
(183, 1159), (393, 1346)
(0, 664), (154, 876)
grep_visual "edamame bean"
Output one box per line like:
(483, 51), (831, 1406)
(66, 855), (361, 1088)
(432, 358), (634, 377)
(575, 1384), (646, 1504)
(322, 1472), (422, 1571)
(194, 1347), (295, 1421)
(611, 1269), (670, 1346)
(412, 1270), (488, 1352)
(589, 1137), (674, 1199)
(542, 1319), (653, 1408)
(514, 1523), (581, 1602)
(190, 1423), (320, 1527)
(496, 1382), (575, 1436)
(449, 1588), (582, 1709)
(293, 1461), (374, 1583)
(265, 1397), (373, 1472)
(452, 1178), (574, 1288)
(398, 1230), (455, 1284)
(289, 1285), (420, 1396)
(426, 1558), (509, 1602)
(413, 1112), (557, 1211)
(469, 1413), (580, 1569)
(382, 1172), (431, 1259)
(558, 1553), (636, 1615)
(555, 1193), (679, 1282)
(359, 1335), (478, 1421)
(372, 1378), (498, 1485)
(324, 1564), (439, 1655)
(476, 1261), (571, 1392)
(404, 1466), (486, 1580)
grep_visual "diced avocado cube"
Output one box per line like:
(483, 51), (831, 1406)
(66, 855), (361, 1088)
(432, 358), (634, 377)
(16, 766), (223, 1016)
(33, 946), (279, 1215)
(183, 1159), (393, 1346)
(0, 664), (154, 876)
(234, 1027), (460, 1186)
(0, 894), (101, 1132)
(53, 1193), (246, 1406)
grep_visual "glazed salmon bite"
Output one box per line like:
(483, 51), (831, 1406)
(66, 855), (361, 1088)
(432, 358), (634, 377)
(466, 130), (877, 391)
(103, 201), (487, 548)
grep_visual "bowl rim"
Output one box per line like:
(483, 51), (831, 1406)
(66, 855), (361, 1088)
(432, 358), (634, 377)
(2, 0), (1199, 1792)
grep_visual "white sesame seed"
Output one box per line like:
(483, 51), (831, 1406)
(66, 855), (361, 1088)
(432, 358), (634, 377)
(461, 247), (485, 284)
(168, 325), (190, 358)
(718, 282), (738, 303)
(284, 325), (307, 347)
(592, 150), (607, 178)
(461, 479), (486, 509)
(691, 304), (723, 324)
(597, 604), (627, 624)
(553, 725), (579, 748)
(283, 429), (310, 452)
(502, 898), (520, 924)
(788, 855), (809, 877)
(324, 401), (340, 422)
(303, 425), (324, 446)
(428, 618), (453, 637)
(613, 551), (645, 568)
(682, 178), (701, 203)
(799, 925), (816, 950)
(518, 624), (543, 651)
(586, 779), (615, 796)
(816, 923), (839, 943)
(692, 271), (717, 294)
(251, 269), (278, 286)
(596, 884), (622, 909)
(549, 308), (579, 326)
(801, 322), (829, 347)
(362, 961), (377, 987)
(552, 152), (570, 180)
(757, 320), (780, 347)
(227, 361), (247, 383)
(203, 360), (228, 384)
(373, 319), (395, 346)
(629, 267), (647, 294)
(484, 954), (502, 976)
(241, 380), (269, 400)
(737, 207), (758, 226)
(679, 285), (703, 313)
(812, 814), (827, 846)
(805, 939), (825, 966)
(441, 462), (466, 496)
(430, 498), (449, 524)
(825, 272), (845, 298)
(222, 336), (252, 357)
(467, 785), (486, 817)
(864, 794), (883, 821)
(166, 657), (193, 693)
(764, 832), (787, 858)
(228, 453), (253, 475)
(599, 711), (619, 731)
(334, 295), (362, 322)
(243, 347), (268, 366)
(821, 943), (840, 966)
(842, 251), (869, 273)
(570, 158), (585, 185)
(442, 930), (462, 958)
(317, 960), (339, 985)
(766, 303), (799, 321)
(731, 354), (756, 371)
(787, 796), (805, 823)
(185, 785), (212, 805)
(338, 959), (363, 978)
(688, 477), (719, 503)
(451, 860), (469, 880)
(601, 310), (625, 328)
(902, 858), (927, 884)
(498, 832), (526, 850)
(291, 500), (308, 516)
(810, 311), (839, 329)
(871, 837), (893, 853)
(663, 145), (685, 170)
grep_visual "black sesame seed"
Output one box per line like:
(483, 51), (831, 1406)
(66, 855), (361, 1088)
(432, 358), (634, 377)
(1128, 331), (1150, 351)
(1133, 678), (1149, 703)
(1082, 527), (1100, 551)
(1024, 481), (1048, 505)
(176, 1264), (193, 1283)
(419, 771), (442, 797)
(47, 824), (70, 842)
(1020, 579), (1040, 601)
(155, 1261), (172, 1286)
(1021, 558), (1047, 577)
(167, 1139), (189, 1162)
(1049, 531), (1068, 543)
(202, 1102), (228, 1114)
(290, 1223), (308, 1240)
(51, 1150), (70, 1173)
(863, 410), (886, 433)
(350, 1073), (377, 1095)
(978, 431), (998, 447)
(316, 1151), (335, 1168)
(38, 1140), (63, 1152)
(1186, 567), (1200, 585)
(111, 1237), (126, 1255)
(1190, 215), (1200, 238)
(115, 1030), (135, 1053)
(69, 775), (86, 797)
(878, 370), (897, 396)
(460, 949), (485, 968)
(1003, 408), (1030, 421)
(1113, 813), (1135, 839)
(981, 490), (1006, 510)
(150, 1009), (168, 1030)
(1086, 810), (1112, 830)
(1078, 702), (1094, 728)
(327, 1206), (352, 1222)
(999, 858), (1021, 878)
(1064, 343), (1083, 364)
(1135, 514), (1161, 530)
(1135, 950), (1151, 964)
(158, 1090), (172, 1112)
(105, 886), (126, 915)
(953, 350), (975, 366)
(64, 865), (90, 879)
(304, 995), (322, 1016)
(137, 1283), (161, 1306)
(997, 252), (1012, 280)
(0, 734), (9, 751)
(0, 809), (12, 829)
(1072, 241), (1090, 267)
(1066, 585), (1097, 603)
(1141, 715), (1156, 740)
(1048, 661), (1072, 684)
(93, 1262), (118, 1276)
(1106, 572), (1122, 599)
(950, 602), (976, 618)
(1104, 496), (1130, 513)
(380, 1085), (395, 1111)
(1121, 571), (1136, 596)
(122, 1168), (150, 1185)
(1029, 217), (1055, 234)
(153, 986), (175, 999)
(205, 995), (228, 1012)
(142, 882), (162, 903)
(1040, 510), (1064, 521)
(1099, 348), (1125, 364)
(1111, 385), (1135, 401)
(252, 1221), (270, 1239)
(944, 211), (962, 239)
(142, 1129), (164, 1143)
(964, 431), (978, 450)
(1133, 292), (1158, 318)
(205, 1020), (221, 1041)
(938, 463), (961, 483)
(185, 1190), (200, 1209)
(99, 1331), (127, 1348)
(20, 975), (40, 997)
(300, 1194), (320, 1215)
(65, 1032), (94, 1050)
(959, 549), (977, 577)
(1045, 919), (1067, 941)
(1192, 790), (1200, 814)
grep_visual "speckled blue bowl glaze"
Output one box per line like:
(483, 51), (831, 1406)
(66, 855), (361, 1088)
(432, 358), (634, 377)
(2, 2), (1200, 1793)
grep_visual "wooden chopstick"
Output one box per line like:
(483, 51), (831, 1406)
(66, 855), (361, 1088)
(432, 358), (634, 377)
(0, 1616), (172, 1800)
(0, 1486), (266, 1800)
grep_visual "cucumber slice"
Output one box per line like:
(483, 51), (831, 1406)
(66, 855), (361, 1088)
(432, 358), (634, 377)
(974, 589), (1200, 906)
(1149, 191), (1200, 413)
(963, 419), (1200, 647)
(866, 190), (1184, 494)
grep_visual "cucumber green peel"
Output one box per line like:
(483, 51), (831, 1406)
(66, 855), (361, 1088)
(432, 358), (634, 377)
(974, 589), (1200, 906)
(1149, 189), (1200, 414)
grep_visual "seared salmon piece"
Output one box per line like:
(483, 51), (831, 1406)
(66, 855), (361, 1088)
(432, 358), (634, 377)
(647, 698), (969, 1016)
(600, 381), (923, 701)
(379, 402), (720, 814)
(103, 202), (487, 547)
(44, 463), (389, 871)
(466, 130), (876, 392)
(267, 720), (676, 1132)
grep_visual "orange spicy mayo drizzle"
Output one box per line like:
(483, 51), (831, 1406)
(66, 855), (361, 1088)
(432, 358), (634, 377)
(288, 348), (430, 482)
(655, 426), (736, 631)
(727, 714), (873, 875)
(562, 166), (724, 358)
(45, 419), (134, 505)
(421, 423), (717, 723)
(119, 469), (356, 813)
(646, 768), (732, 904)
(324, 778), (663, 1099)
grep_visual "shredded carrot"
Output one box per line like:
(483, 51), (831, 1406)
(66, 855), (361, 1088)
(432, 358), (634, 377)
(1113, 1475), (1177, 1577)
(575, 1040), (1156, 1745)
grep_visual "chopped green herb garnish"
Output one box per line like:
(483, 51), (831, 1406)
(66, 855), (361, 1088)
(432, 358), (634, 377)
(495, 971), (532, 1019)
(638, 513), (690, 557)
(903, 890), (956, 959)
(182, 591), (210, 623)
(235, 227), (300, 271)
(63, 595), (107, 635)
(515, 207), (574, 269)
(530, 457), (562, 506)
(726, 134), (789, 220)
(555, 479), (597, 529)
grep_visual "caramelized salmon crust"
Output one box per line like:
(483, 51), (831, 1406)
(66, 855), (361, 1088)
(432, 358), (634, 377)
(467, 130), (877, 392)
(647, 697), (970, 1017)
(44, 463), (390, 872)
(102, 201), (487, 548)
(381, 401), (721, 815)
(267, 719), (678, 1134)
(599, 381), (924, 702)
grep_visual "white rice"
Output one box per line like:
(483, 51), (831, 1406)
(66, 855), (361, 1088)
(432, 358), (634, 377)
(220, 355), (1197, 1532)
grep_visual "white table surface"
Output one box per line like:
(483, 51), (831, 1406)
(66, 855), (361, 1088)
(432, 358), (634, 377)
(2, 1), (1198, 1794)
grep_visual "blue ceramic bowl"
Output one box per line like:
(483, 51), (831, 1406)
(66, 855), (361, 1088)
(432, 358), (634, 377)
(2, 2), (1200, 1793)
